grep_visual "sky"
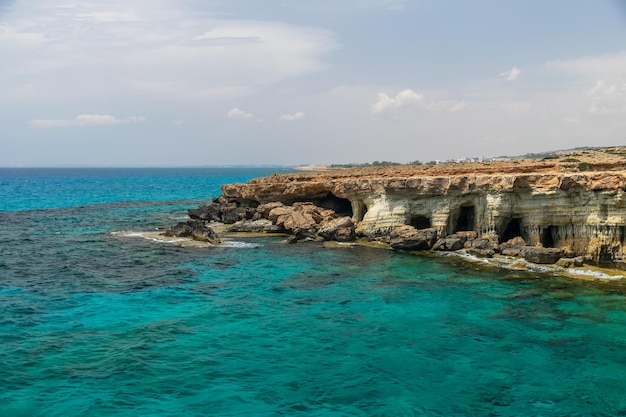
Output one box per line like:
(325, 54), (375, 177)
(1, 0), (626, 166)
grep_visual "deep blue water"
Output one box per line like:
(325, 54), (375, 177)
(2, 168), (626, 416)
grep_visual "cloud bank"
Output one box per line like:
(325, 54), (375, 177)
(30, 114), (145, 128)
(1, 0), (340, 102)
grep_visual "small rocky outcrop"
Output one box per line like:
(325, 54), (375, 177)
(188, 197), (260, 224)
(164, 220), (221, 244)
(390, 226), (438, 250)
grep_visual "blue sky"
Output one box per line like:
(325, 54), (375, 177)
(1, 0), (625, 166)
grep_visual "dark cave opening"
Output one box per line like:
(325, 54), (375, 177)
(455, 205), (475, 232)
(500, 218), (523, 243)
(312, 192), (353, 217)
(541, 226), (556, 248)
(411, 215), (431, 230)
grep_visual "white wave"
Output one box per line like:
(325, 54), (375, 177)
(219, 241), (261, 248)
(565, 269), (624, 280)
(111, 231), (261, 249)
(168, 215), (190, 220)
(110, 230), (204, 245)
(438, 249), (625, 280)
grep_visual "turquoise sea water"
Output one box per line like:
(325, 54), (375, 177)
(2, 168), (626, 416)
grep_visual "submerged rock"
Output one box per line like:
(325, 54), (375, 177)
(164, 220), (221, 244)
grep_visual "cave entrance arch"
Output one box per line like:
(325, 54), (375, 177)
(312, 192), (353, 217)
(455, 205), (475, 232)
(411, 215), (431, 230)
(500, 218), (523, 243)
(542, 226), (556, 248)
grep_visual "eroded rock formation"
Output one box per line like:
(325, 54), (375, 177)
(175, 147), (626, 269)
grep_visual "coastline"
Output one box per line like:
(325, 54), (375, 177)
(114, 227), (626, 282)
(158, 146), (626, 279)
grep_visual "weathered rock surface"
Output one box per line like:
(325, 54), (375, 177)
(164, 220), (221, 244)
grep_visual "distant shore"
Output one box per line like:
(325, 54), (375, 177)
(293, 164), (330, 172)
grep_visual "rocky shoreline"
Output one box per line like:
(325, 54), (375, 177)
(165, 147), (626, 272)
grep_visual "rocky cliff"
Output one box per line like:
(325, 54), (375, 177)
(173, 147), (626, 269)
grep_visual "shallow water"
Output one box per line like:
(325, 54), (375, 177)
(2, 168), (626, 416)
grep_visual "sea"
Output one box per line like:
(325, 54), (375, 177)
(2, 167), (626, 417)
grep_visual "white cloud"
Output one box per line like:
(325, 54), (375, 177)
(499, 66), (521, 81)
(227, 107), (254, 119)
(371, 89), (466, 117)
(372, 89), (424, 116)
(30, 114), (145, 128)
(588, 80), (626, 114)
(279, 112), (305, 121)
(0, 1), (339, 101)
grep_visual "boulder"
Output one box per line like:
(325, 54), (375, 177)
(292, 202), (335, 224)
(555, 256), (585, 268)
(432, 238), (446, 251)
(500, 236), (526, 251)
(443, 237), (464, 251)
(501, 248), (521, 257)
(390, 226), (438, 250)
(257, 202), (285, 218)
(281, 211), (317, 237)
(269, 206), (318, 238)
(318, 217), (355, 241)
(335, 227), (356, 242)
(221, 208), (244, 224)
(164, 220), (221, 244)
(446, 233), (469, 246)
(268, 206), (294, 223)
(467, 248), (494, 258)
(470, 238), (494, 250)
(520, 246), (564, 264)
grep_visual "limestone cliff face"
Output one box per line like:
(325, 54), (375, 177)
(220, 149), (626, 266)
